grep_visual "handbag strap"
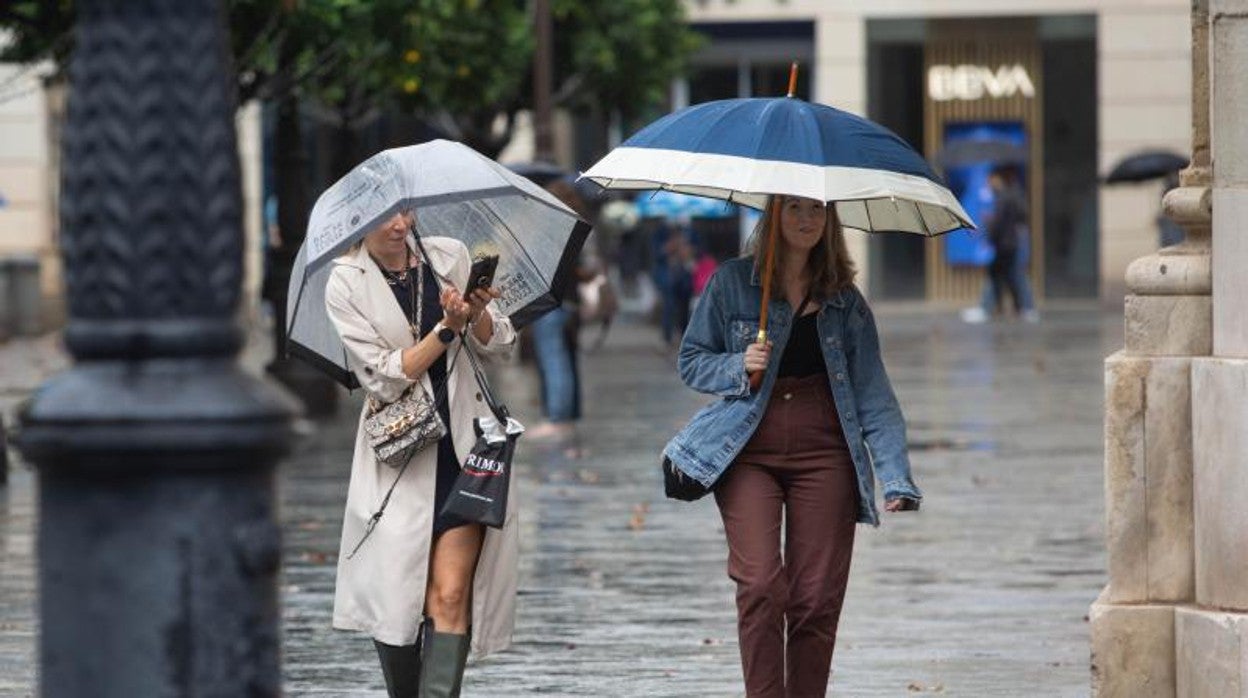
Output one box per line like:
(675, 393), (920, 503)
(408, 227), (510, 424)
(459, 333), (509, 423)
(348, 237), (464, 560)
(350, 227), (516, 559)
(346, 336), (464, 561)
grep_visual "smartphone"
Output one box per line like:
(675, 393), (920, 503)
(464, 254), (500, 297)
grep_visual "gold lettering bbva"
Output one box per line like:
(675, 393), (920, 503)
(928, 64), (1035, 101)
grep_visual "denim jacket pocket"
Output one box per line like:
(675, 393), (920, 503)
(728, 318), (760, 353)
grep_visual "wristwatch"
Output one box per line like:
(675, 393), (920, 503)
(434, 322), (457, 345)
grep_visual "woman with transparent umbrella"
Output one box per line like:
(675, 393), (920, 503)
(325, 209), (517, 697)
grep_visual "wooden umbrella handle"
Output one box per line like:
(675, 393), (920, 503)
(747, 64), (798, 391)
(748, 197), (783, 391)
(748, 328), (767, 391)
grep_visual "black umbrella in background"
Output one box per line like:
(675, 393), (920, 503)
(505, 161), (568, 187)
(1105, 149), (1189, 183)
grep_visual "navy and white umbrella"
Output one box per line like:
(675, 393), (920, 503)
(286, 139), (589, 388)
(582, 97), (973, 235)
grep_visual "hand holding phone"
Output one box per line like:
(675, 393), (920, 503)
(464, 254), (500, 297)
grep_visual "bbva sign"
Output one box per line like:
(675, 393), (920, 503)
(928, 64), (1036, 101)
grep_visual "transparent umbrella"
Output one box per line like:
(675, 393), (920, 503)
(286, 139), (589, 388)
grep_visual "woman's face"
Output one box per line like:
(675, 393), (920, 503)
(363, 211), (411, 259)
(778, 196), (827, 253)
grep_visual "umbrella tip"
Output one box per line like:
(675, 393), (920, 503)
(787, 62), (799, 98)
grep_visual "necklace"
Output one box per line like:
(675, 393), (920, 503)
(371, 247), (424, 336)
(372, 248), (419, 287)
(379, 267), (408, 286)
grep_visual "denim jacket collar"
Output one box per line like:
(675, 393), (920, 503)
(746, 257), (849, 309)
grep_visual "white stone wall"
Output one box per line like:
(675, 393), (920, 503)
(1179, 5), (1248, 693)
(1098, 5), (1192, 305)
(236, 101), (264, 320)
(0, 64), (54, 293)
(0, 65), (267, 321)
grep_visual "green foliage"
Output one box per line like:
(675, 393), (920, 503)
(392, 0), (532, 116)
(1, 0), (702, 153)
(551, 0), (703, 120)
(0, 1), (76, 70)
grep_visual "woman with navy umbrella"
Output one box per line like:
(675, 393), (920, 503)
(674, 195), (921, 696)
(583, 64), (969, 696)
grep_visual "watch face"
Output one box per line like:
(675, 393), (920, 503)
(438, 326), (456, 343)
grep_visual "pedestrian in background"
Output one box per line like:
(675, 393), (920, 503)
(669, 195), (922, 697)
(527, 179), (594, 446)
(963, 167), (1038, 323)
(324, 209), (519, 697)
(690, 247), (719, 311)
(651, 219), (697, 350)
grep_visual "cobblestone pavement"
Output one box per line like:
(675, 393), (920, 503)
(1, 305), (1119, 697)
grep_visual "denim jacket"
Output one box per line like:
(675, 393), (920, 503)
(664, 257), (921, 525)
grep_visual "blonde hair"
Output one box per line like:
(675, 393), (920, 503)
(748, 196), (856, 300)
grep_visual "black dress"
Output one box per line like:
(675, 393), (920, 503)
(384, 262), (468, 536)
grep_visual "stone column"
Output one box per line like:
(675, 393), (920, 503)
(1181, 1), (1248, 695)
(1090, 2), (1212, 696)
(12, 1), (297, 694)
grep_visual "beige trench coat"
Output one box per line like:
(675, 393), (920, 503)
(325, 236), (519, 658)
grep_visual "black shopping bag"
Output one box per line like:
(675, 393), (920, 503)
(438, 324), (520, 528)
(440, 415), (518, 528)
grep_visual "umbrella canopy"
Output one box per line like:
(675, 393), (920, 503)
(581, 97), (973, 235)
(288, 139), (590, 388)
(1106, 149), (1189, 184)
(936, 138), (1029, 170)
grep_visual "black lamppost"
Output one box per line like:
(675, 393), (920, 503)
(14, 1), (297, 695)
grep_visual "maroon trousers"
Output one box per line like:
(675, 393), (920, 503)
(715, 374), (859, 698)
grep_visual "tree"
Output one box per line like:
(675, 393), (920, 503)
(5, 0), (703, 159)
(384, 0), (703, 158)
(1, 0), (702, 403)
(551, 0), (703, 124)
(0, 2), (75, 68)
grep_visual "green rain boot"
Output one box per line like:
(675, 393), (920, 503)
(418, 620), (471, 698)
(373, 638), (421, 698)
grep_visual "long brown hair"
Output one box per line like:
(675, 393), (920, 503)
(748, 196), (856, 300)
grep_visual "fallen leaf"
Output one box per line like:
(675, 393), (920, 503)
(577, 469), (600, 484)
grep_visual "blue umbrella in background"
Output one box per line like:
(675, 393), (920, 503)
(634, 189), (735, 219)
(504, 160), (568, 187)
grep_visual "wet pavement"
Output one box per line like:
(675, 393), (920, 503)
(1, 305), (1119, 696)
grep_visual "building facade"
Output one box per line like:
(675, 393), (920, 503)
(681, 0), (1191, 306)
(0, 3), (1192, 314)
(0, 59), (266, 323)
(0, 64), (57, 301)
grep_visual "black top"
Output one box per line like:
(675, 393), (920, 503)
(382, 261), (467, 535)
(383, 262), (449, 406)
(778, 310), (826, 378)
